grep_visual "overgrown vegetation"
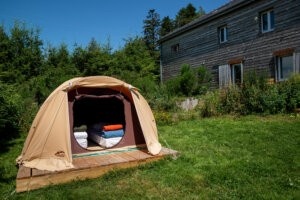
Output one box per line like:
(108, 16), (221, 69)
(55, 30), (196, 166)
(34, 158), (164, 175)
(170, 64), (212, 96)
(199, 72), (300, 118)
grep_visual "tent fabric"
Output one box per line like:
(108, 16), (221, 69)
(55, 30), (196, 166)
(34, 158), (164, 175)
(17, 76), (161, 171)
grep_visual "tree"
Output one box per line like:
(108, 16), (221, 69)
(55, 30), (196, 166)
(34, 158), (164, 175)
(83, 38), (112, 76)
(72, 45), (88, 73)
(143, 9), (160, 53)
(179, 64), (197, 96)
(160, 16), (174, 37)
(175, 4), (205, 28)
(198, 6), (206, 17)
(10, 23), (43, 78)
(0, 26), (10, 68)
(0, 23), (43, 83)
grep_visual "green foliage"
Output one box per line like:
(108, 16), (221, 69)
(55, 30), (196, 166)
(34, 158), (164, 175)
(159, 16), (174, 37)
(278, 74), (300, 112)
(164, 64), (212, 97)
(72, 39), (112, 76)
(174, 4), (205, 28)
(143, 9), (160, 53)
(175, 3), (198, 27)
(0, 23), (43, 83)
(179, 64), (197, 96)
(111, 37), (159, 79)
(153, 110), (173, 125)
(200, 90), (221, 117)
(199, 73), (300, 117)
(0, 83), (22, 152)
(221, 86), (243, 114)
(196, 65), (212, 95)
(164, 76), (181, 96)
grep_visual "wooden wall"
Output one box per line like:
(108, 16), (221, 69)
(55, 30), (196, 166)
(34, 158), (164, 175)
(160, 0), (300, 88)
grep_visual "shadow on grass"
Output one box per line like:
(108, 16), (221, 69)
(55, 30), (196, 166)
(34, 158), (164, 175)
(0, 125), (20, 154)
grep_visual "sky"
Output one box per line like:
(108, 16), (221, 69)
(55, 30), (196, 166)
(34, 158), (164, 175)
(1, 0), (229, 51)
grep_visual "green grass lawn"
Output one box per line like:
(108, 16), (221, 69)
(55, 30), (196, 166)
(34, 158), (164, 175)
(1, 115), (299, 199)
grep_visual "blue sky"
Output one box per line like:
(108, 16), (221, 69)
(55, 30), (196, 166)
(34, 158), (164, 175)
(1, 0), (229, 51)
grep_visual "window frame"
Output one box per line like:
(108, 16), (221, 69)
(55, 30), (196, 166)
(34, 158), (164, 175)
(261, 9), (274, 33)
(230, 63), (243, 85)
(276, 54), (294, 81)
(171, 44), (179, 53)
(219, 25), (228, 43)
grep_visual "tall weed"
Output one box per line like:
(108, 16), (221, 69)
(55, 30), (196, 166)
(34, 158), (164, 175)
(221, 86), (243, 114)
(200, 90), (221, 117)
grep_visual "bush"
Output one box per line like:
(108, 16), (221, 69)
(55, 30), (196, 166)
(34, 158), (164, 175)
(164, 64), (212, 97)
(279, 74), (300, 112)
(153, 110), (173, 125)
(261, 85), (286, 114)
(221, 86), (243, 114)
(179, 64), (197, 96)
(197, 72), (300, 117)
(148, 84), (178, 112)
(200, 90), (221, 117)
(241, 71), (268, 114)
(196, 65), (212, 95)
(0, 83), (23, 151)
(165, 76), (181, 96)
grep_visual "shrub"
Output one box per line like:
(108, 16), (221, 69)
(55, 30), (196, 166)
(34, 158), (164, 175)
(221, 86), (243, 114)
(280, 74), (300, 112)
(153, 110), (173, 125)
(200, 90), (221, 117)
(196, 65), (212, 95)
(240, 70), (268, 114)
(261, 85), (286, 114)
(0, 83), (23, 151)
(179, 64), (197, 96)
(151, 90), (178, 112)
(164, 64), (212, 97)
(165, 76), (181, 96)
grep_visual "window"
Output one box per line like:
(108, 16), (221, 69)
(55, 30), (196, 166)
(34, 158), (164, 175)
(261, 9), (274, 33)
(218, 63), (243, 88)
(276, 55), (294, 81)
(219, 26), (228, 43)
(231, 63), (243, 85)
(171, 44), (179, 53)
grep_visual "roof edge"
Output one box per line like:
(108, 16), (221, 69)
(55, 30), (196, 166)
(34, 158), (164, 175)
(159, 0), (256, 43)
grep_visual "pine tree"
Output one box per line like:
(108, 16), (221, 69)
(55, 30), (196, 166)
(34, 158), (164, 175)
(160, 16), (174, 37)
(143, 9), (160, 53)
(175, 3), (201, 28)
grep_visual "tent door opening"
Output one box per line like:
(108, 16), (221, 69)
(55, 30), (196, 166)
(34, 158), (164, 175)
(68, 90), (146, 154)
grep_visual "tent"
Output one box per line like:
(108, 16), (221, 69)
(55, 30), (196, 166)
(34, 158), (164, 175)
(16, 76), (162, 172)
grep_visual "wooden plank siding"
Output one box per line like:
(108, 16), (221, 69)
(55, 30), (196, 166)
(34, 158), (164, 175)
(159, 0), (300, 88)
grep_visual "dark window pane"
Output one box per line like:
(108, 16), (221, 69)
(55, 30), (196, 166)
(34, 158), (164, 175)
(262, 13), (268, 31)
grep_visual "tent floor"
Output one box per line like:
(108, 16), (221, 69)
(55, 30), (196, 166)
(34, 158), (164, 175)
(16, 145), (178, 193)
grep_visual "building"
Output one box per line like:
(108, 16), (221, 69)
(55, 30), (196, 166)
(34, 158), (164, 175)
(159, 0), (300, 88)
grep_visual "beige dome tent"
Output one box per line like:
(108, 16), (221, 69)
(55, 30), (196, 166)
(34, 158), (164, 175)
(16, 76), (162, 172)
